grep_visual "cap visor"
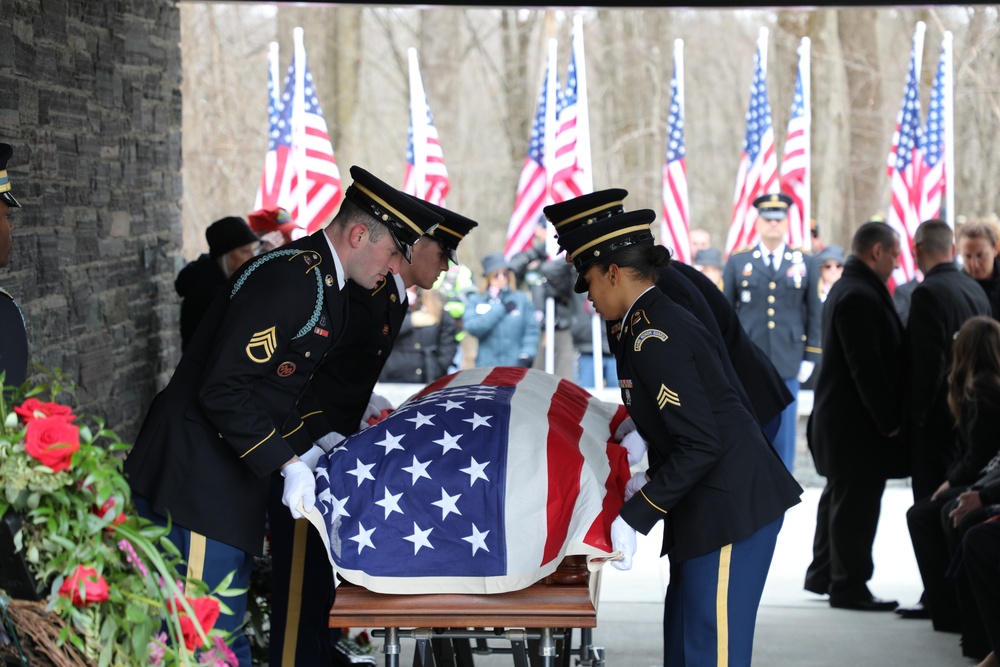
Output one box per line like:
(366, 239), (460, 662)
(574, 273), (588, 294)
(1, 192), (20, 208)
(389, 229), (412, 263)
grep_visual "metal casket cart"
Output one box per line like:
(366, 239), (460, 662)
(329, 555), (607, 667)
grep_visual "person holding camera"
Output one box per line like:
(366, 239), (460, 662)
(464, 252), (539, 368)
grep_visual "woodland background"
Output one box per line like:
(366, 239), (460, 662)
(180, 4), (1000, 266)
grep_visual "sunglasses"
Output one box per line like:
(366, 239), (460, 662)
(821, 263), (844, 270)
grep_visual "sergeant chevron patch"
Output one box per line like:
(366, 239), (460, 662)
(246, 326), (277, 363)
(657, 384), (680, 409)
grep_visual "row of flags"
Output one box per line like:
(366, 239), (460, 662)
(886, 22), (953, 287)
(253, 22), (953, 288)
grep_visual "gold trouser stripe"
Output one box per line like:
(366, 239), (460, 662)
(186, 532), (207, 584)
(282, 519), (310, 665)
(716, 544), (733, 667)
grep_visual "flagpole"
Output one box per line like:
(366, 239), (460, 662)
(572, 15), (593, 193)
(801, 36), (812, 251)
(293, 27), (308, 229)
(544, 37), (558, 376)
(943, 31), (954, 229)
(407, 47), (427, 200)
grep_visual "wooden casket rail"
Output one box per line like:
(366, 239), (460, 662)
(329, 556), (597, 629)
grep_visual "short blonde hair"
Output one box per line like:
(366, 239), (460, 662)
(957, 218), (1000, 246)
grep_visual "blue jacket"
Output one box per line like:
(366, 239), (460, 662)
(464, 287), (539, 367)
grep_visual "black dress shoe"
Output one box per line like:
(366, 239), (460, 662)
(829, 594), (898, 611)
(895, 603), (930, 619)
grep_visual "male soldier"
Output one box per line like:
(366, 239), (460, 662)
(0, 143), (27, 387)
(723, 192), (822, 472)
(267, 198), (477, 667)
(123, 166), (442, 663)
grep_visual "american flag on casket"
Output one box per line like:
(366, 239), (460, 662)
(305, 366), (632, 594)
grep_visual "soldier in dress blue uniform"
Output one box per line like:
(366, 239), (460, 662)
(555, 208), (802, 667)
(123, 166), (443, 664)
(266, 197), (477, 667)
(0, 143), (28, 388)
(722, 192), (822, 472)
(543, 190), (793, 442)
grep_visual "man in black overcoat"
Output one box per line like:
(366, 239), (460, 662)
(805, 221), (907, 611)
(906, 219), (991, 502)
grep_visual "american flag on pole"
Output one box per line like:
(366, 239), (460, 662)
(402, 48), (450, 207)
(661, 39), (690, 264)
(504, 60), (555, 260)
(918, 36), (949, 224)
(724, 29), (778, 258)
(308, 367), (631, 594)
(257, 28), (343, 239)
(254, 42), (293, 213)
(779, 38), (811, 251)
(550, 45), (586, 204)
(887, 22), (926, 286)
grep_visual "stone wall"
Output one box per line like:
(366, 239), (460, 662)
(0, 0), (183, 442)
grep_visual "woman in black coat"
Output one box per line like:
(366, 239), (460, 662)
(380, 287), (459, 384)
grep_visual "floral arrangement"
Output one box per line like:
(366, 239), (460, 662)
(0, 370), (241, 667)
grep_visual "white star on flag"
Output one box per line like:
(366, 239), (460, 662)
(347, 459), (376, 487)
(404, 522), (435, 554)
(431, 488), (462, 520)
(463, 523), (490, 556)
(328, 494), (350, 520)
(438, 399), (464, 411)
(434, 431), (463, 454)
(402, 456), (433, 485)
(375, 431), (406, 454)
(463, 413), (492, 430)
(375, 487), (404, 520)
(406, 412), (435, 429)
(350, 522), (376, 554)
(460, 456), (490, 487)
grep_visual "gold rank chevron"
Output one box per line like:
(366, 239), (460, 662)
(658, 384), (680, 409)
(246, 326), (278, 363)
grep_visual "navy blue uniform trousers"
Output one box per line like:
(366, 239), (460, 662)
(135, 495), (255, 666)
(663, 517), (782, 667)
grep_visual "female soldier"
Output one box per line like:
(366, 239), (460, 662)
(556, 208), (802, 667)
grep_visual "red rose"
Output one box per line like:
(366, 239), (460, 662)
(13, 398), (75, 424)
(58, 565), (109, 606)
(24, 418), (80, 472)
(169, 596), (221, 651)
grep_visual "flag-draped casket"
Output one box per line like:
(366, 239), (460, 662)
(307, 367), (632, 594)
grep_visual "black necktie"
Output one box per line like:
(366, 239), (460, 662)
(764, 252), (772, 268)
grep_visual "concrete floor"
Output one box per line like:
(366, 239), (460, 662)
(353, 401), (978, 667)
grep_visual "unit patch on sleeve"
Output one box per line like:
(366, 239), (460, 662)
(657, 384), (680, 409)
(246, 326), (278, 363)
(634, 328), (668, 351)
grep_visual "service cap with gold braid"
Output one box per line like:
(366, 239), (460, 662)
(0, 143), (21, 209)
(752, 192), (793, 221)
(556, 208), (657, 293)
(405, 195), (478, 263)
(343, 165), (442, 262)
(543, 188), (628, 235)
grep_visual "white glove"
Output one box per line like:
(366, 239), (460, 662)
(613, 416), (636, 442)
(299, 445), (325, 471)
(610, 516), (637, 571)
(359, 393), (395, 430)
(624, 471), (648, 502)
(797, 360), (816, 383)
(620, 430), (648, 467)
(314, 431), (346, 453)
(280, 461), (315, 520)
